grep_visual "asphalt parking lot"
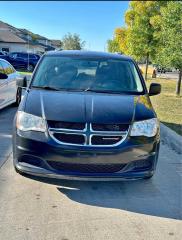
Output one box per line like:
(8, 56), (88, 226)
(0, 106), (181, 240)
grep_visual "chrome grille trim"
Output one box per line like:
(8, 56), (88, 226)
(49, 131), (87, 146)
(89, 134), (127, 147)
(90, 123), (127, 135)
(49, 123), (87, 133)
(48, 122), (129, 147)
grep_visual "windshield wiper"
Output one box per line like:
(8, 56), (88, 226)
(31, 85), (60, 91)
(57, 88), (86, 92)
(83, 88), (108, 93)
(32, 86), (88, 92)
(83, 88), (120, 94)
(84, 88), (140, 94)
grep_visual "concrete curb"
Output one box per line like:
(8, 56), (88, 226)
(160, 123), (182, 154)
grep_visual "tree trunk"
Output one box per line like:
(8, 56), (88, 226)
(144, 53), (149, 81)
(176, 69), (182, 96)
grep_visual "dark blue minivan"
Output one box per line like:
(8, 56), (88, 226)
(13, 50), (161, 180)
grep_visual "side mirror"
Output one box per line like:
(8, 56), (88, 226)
(149, 83), (161, 96)
(16, 76), (27, 88)
(0, 72), (8, 80)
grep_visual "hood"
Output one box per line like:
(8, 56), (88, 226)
(24, 89), (155, 124)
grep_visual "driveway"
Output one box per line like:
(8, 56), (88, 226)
(0, 105), (17, 168)
(0, 106), (181, 240)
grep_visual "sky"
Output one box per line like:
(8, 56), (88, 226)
(0, 1), (129, 51)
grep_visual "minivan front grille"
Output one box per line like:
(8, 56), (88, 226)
(91, 135), (123, 145)
(53, 133), (85, 145)
(49, 122), (128, 147)
(48, 121), (85, 130)
(47, 161), (126, 173)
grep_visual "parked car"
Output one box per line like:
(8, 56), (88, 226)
(156, 65), (172, 73)
(0, 51), (8, 57)
(13, 50), (161, 180)
(1, 52), (40, 72)
(0, 58), (23, 110)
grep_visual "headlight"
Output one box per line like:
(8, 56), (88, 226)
(16, 111), (46, 132)
(130, 118), (159, 137)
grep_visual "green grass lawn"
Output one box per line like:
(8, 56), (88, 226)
(18, 71), (32, 75)
(146, 78), (182, 135)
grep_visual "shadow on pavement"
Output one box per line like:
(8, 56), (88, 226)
(26, 151), (181, 221)
(161, 121), (182, 136)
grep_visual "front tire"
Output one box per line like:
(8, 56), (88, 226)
(14, 87), (22, 106)
(27, 64), (34, 72)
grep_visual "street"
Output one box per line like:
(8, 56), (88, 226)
(157, 71), (179, 80)
(0, 106), (181, 240)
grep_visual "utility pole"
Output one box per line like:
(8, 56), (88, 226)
(27, 33), (29, 70)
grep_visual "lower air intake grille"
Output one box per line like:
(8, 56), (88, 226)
(18, 155), (42, 167)
(47, 162), (126, 173)
(133, 159), (152, 170)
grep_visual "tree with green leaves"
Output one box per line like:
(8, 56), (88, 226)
(108, 1), (167, 80)
(107, 38), (120, 53)
(154, 1), (182, 95)
(124, 1), (167, 80)
(61, 33), (85, 50)
(107, 28), (128, 54)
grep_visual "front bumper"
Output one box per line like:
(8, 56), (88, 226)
(13, 129), (160, 180)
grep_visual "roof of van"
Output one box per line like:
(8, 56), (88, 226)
(45, 50), (132, 60)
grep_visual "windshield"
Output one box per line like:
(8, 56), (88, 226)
(31, 56), (143, 93)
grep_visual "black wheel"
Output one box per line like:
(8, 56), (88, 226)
(14, 87), (22, 106)
(27, 64), (34, 72)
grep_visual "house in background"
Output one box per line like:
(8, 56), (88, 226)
(50, 39), (61, 50)
(0, 30), (27, 52)
(0, 30), (46, 53)
(0, 20), (60, 54)
(18, 30), (61, 51)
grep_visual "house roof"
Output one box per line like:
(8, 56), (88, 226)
(0, 20), (22, 34)
(19, 28), (48, 40)
(0, 30), (27, 43)
(50, 39), (61, 47)
(0, 21), (10, 30)
(28, 41), (48, 49)
(0, 20), (56, 50)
